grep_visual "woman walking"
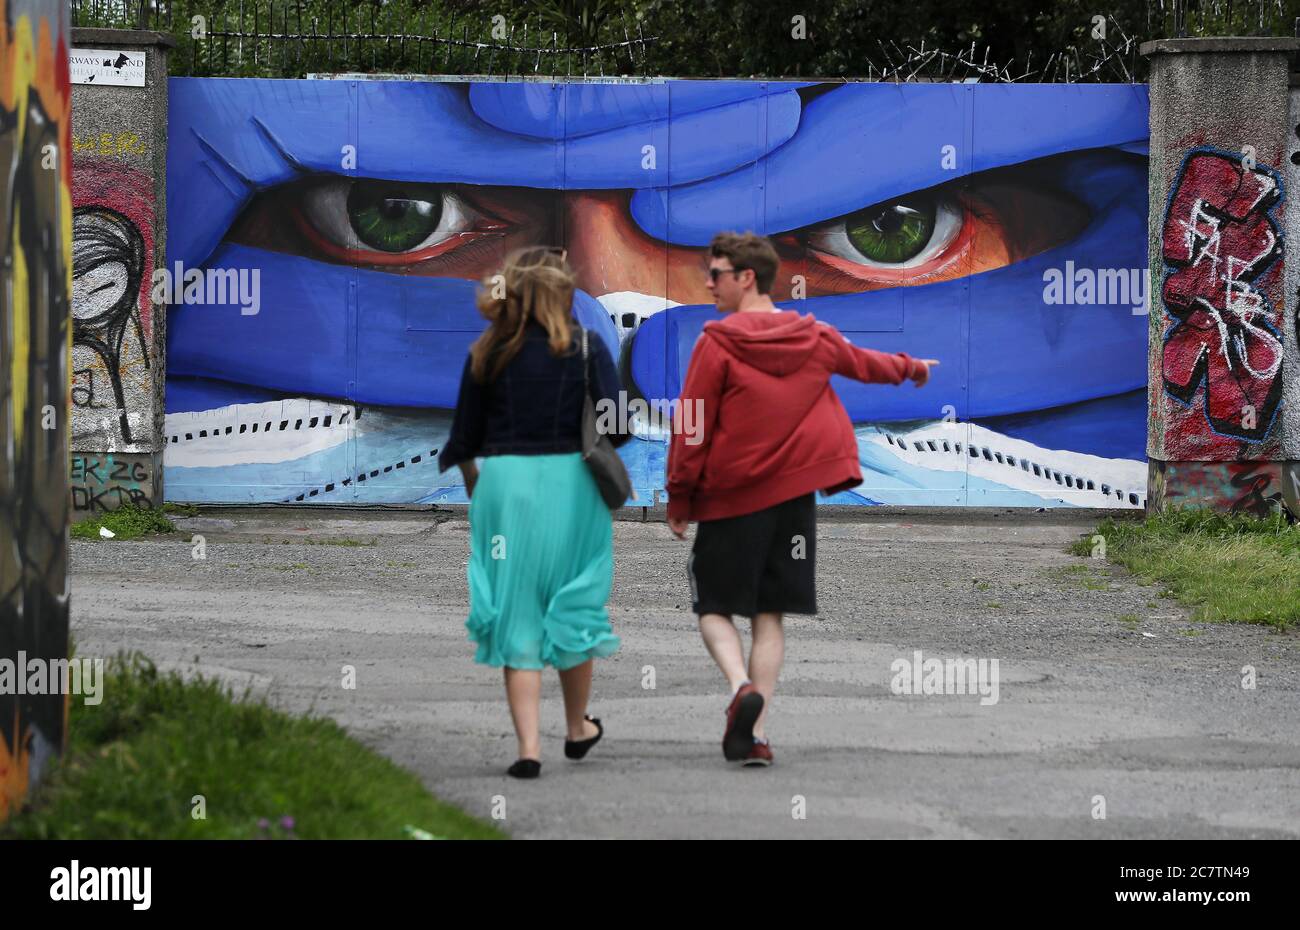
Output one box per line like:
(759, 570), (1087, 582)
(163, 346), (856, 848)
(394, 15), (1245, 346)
(438, 247), (628, 779)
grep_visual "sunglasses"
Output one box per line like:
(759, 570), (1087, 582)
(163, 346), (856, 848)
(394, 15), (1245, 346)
(707, 266), (746, 283)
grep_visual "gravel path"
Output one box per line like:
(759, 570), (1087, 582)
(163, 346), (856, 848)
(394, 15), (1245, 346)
(68, 507), (1300, 839)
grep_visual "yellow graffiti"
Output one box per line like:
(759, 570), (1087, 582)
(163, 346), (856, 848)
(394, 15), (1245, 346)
(73, 131), (146, 157)
(3, 8), (72, 451)
(0, 0), (73, 823)
(0, 709), (31, 822)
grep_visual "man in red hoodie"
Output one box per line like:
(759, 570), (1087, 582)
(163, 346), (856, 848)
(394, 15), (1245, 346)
(667, 232), (938, 767)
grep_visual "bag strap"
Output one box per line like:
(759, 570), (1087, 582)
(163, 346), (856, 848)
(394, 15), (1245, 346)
(580, 327), (590, 397)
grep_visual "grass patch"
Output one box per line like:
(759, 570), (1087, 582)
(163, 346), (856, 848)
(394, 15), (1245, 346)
(302, 538), (376, 547)
(1044, 564), (1111, 591)
(162, 502), (201, 517)
(1067, 537), (1095, 558)
(1078, 509), (1300, 630)
(2, 652), (503, 840)
(70, 505), (174, 541)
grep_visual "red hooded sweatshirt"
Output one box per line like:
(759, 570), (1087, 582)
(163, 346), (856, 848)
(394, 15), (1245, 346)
(666, 310), (926, 522)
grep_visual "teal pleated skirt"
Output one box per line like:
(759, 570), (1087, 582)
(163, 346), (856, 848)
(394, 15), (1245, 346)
(466, 453), (621, 670)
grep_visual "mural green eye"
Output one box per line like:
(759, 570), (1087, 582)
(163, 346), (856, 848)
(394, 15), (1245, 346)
(347, 184), (441, 253)
(806, 192), (962, 271)
(845, 199), (935, 264)
(291, 177), (485, 259)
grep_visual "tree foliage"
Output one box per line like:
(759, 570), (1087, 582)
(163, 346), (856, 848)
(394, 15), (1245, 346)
(74, 0), (1300, 79)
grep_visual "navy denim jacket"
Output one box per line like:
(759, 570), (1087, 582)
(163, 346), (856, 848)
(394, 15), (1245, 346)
(438, 321), (631, 472)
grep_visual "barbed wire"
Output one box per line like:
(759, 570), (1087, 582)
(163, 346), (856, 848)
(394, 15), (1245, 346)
(70, 1), (659, 77)
(857, 18), (1139, 84)
(69, 1), (1297, 82)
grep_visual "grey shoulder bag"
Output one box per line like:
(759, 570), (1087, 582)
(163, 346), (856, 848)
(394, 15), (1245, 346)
(581, 329), (634, 510)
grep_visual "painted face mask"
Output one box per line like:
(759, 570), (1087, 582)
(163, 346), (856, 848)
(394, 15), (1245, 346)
(163, 78), (1150, 507)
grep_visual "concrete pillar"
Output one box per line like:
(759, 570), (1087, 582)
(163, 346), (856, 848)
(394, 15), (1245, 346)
(69, 28), (173, 514)
(1142, 37), (1300, 517)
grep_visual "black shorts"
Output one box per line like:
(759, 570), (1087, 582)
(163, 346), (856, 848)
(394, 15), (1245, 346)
(687, 493), (817, 618)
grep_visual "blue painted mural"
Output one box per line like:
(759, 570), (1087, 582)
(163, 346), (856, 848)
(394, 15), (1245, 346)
(164, 78), (1150, 507)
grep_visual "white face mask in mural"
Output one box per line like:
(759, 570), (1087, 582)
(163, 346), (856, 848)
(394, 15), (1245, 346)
(165, 399), (458, 504)
(164, 292), (681, 504)
(597, 291), (679, 345)
(859, 422), (1146, 509)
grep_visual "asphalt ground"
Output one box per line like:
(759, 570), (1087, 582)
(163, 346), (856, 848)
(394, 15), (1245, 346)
(68, 506), (1300, 838)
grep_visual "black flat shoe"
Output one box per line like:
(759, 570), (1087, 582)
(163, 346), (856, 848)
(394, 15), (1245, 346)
(564, 716), (603, 760)
(507, 758), (541, 779)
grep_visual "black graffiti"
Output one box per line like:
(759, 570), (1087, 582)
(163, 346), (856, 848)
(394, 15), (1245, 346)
(71, 366), (112, 408)
(1, 82), (72, 784)
(72, 206), (149, 443)
(1294, 119), (1300, 350)
(70, 455), (99, 481)
(69, 455), (150, 484)
(111, 459), (149, 482)
(1229, 466), (1282, 518)
(69, 455), (153, 513)
(71, 484), (153, 512)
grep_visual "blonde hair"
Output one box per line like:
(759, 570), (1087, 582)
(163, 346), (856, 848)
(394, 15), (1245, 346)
(470, 247), (576, 384)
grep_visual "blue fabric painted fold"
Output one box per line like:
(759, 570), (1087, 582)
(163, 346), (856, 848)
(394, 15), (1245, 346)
(165, 244), (619, 409)
(629, 83), (1150, 244)
(630, 148), (1148, 421)
(468, 80), (812, 139)
(168, 77), (804, 272)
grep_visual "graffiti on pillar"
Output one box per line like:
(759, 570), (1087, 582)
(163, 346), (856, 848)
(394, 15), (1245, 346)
(1160, 147), (1285, 455)
(70, 452), (155, 512)
(72, 130), (147, 157)
(0, 0), (73, 820)
(71, 161), (155, 448)
(1226, 461), (1284, 516)
(1291, 116), (1300, 358)
(1151, 459), (1284, 518)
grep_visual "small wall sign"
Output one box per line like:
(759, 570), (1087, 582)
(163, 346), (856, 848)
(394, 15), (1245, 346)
(70, 49), (146, 87)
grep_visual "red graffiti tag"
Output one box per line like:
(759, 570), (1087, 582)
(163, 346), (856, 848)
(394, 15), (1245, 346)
(1161, 150), (1283, 445)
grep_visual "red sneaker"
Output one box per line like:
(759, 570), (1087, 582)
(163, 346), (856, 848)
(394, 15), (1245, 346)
(743, 740), (773, 767)
(723, 684), (764, 761)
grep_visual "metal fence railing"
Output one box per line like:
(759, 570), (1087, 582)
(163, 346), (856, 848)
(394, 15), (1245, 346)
(71, 1), (658, 79)
(68, 1), (1298, 83)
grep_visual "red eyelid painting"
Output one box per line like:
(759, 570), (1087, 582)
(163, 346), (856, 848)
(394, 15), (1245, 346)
(808, 207), (976, 284)
(288, 207), (509, 267)
(230, 164), (1080, 301)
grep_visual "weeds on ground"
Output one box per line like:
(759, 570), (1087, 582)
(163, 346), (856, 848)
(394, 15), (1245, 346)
(2, 652), (503, 840)
(71, 505), (174, 540)
(1073, 509), (1300, 629)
